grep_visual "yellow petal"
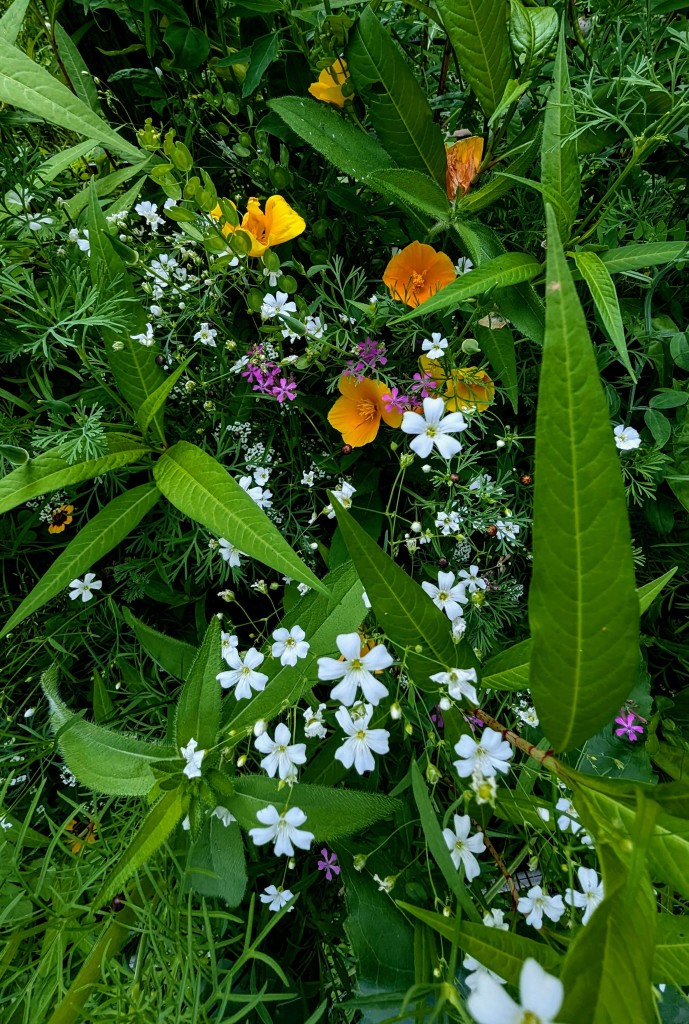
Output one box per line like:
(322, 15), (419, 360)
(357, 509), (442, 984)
(264, 195), (306, 247)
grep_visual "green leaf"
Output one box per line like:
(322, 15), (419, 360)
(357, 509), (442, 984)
(541, 24), (580, 242)
(0, 444), (29, 465)
(63, 159), (151, 221)
(528, 207), (639, 751)
(599, 241), (689, 275)
(395, 252), (541, 323)
(92, 668), (114, 723)
(54, 23), (101, 114)
(185, 818), (247, 908)
(639, 567), (678, 613)
(347, 7), (446, 187)
(163, 23), (211, 70)
(0, 0), (30, 43)
(42, 666), (174, 796)
(509, 0), (558, 82)
(153, 441), (328, 597)
(645, 408), (671, 447)
(435, 0), (512, 117)
(332, 499), (477, 687)
(242, 32), (280, 98)
(0, 436), (149, 515)
(410, 762), (481, 921)
(224, 776), (400, 840)
(94, 789), (184, 907)
(457, 123), (542, 215)
(138, 356), (193, 436)
(364, 169), (451, 222)
(122, 607), (197, 680)
(175, 618), (222, 750)
(654, 914), (689, 987)
(475, 323), (518, 412)
(2, 483), (161, 638)
(573, 251), (635, 379)
(268, 96), (394, 181)
(482, 637), (530, 690)
(0, 37), (141, 161)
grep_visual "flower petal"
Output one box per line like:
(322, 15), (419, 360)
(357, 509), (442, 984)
(520, 958), (564, 1020)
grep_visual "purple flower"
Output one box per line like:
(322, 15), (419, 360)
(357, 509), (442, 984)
(614, 713), (644, 741)
(464, 712), (484, 734)
(271, 377), (298, 403)
(430, 705), (444, 730)
(346, 337), (388, 377)
(317, 848), (340, 881)
(242, 363), (264, 386)
(409, 371), (437, 399)
(381, 387), (409, 415)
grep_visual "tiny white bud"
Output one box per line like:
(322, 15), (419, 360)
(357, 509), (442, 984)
(496, 439), (506, 449)
(439, 697), (451, 711)
(410, 521), (422, 533)
(421, 464), (432, 474)
(253, 719), (268, 737)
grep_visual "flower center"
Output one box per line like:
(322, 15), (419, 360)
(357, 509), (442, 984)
(285, 638), (296, 648)
(518, 1014), (543, 1024)
(356, 729), (367, 741)
(276, 744), (287, 754)
(454, 839), (465, 853)
(350, 658), (363, 671)
(425, 426), (437, 438)
(240, 666), (251, 676)
(438, 590), (449, 602)
(356, 398), (378, 422)
(410, 270), (426, 289)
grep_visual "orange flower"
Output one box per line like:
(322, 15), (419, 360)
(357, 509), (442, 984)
(66, 817), (98, 854)
(445, 136), (484, 201)
(308, 59), (350, 108)
(420, 355), (495, 413)
(328, 376), (403, 447)
(210, 195), (305, 256)
(382, 241), (456, 308)
(48, 504), (74, 534)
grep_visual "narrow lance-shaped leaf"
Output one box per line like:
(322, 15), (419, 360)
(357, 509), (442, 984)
(123, 607), (197, 681)
(53, 22), (102, 114)
(0, 0), (30, 44)
(175, 617), (222, 750)
(475, 323), (518, 412)
(153, 441), (329, 597)
(528, 206), (639, 750)
(599, 241), (689, 275)
(435, 0), (512, 117)
(2, 483), (161, 638)
(541, 23), (580, 241)
(573, 251), (636, 380)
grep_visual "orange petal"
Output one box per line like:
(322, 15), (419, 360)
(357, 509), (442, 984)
(446, 136), (484, 201)
(328, 396), (381, 447)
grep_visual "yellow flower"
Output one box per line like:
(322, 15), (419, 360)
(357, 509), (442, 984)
(420, 355), (495, 413)
(382, 241), (456, 308)
(48, 504), (74, 534)
(308, 59), (350, 108)
(210, 195), (305, 256)
(328, 376), (403, 447)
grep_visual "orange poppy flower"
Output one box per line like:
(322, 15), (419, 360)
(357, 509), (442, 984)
(48, 504), (74, 534)
(445, 136), (484, 201)
(420, 355), (495, 413)
(382, 241), (456, 308)
(210, 196), (305, 256)
(308, 59), (350, 108)
(328, 376), (403, 447)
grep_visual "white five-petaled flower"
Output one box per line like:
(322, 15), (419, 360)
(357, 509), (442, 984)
(422, 570), (468, 621)
(468, 957), (564, 1024)
(272, 625), (310, 667)
(135, 200), (164, 229)
(421, 333), (448, 360)
(303, 703), (327, 740)
(401, 396), (467, 460)
(565, 866), (604, 925)
(453, 728), (513, 779)
(211, 805), (236, 827)
(260, 291), (297, 320)
(494, 520), (520, 543)
(614, 424), (642, 450)
(221, 631), (239, 664)
(68, 573), (103, 603)
(458, 565), (487, 594)
(555, 796), (583, 834)
(239, 475), (273, 510)
(327, 480), (356, 517)
(317, 632), (392, 707)
(260, 884), (295, 912)
(194, 322), (218, 347)
(442, 814), (485, 881)
(217, 648), (269, 700)
(334, 704), (390, 775)
(180, 737), (205, 779)
(517, 885), (565, 930)
(248, 804), (314, 857)
(218, 537), (243, 566)
(254, 723), (307, 780)
(430, 667), (479, 705)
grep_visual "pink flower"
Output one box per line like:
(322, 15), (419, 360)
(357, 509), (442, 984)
(381, 387), (409, 415)
(410, 371), (437, 398)
(271, 377), (297, 403)
(317, 848), (340, 881)
(614, 713), (644, 741)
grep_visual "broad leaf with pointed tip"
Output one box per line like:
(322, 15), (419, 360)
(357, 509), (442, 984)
(435, 0), (512, 117)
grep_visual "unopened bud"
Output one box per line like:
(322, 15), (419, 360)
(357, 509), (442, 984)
(236, 754), (247, 768)
(461, 337), (480, 355)
(253, 719), (267, 737)
(353, 854), (367, 872)
(389, 702), (402, 721)
(421, 463), (432, 474)
(439, 697), (451, 711)
(442, 905), (452, 918)
(426, 763), (442, 784)
(496, 439), (506, 449)
(410, 521), (422, 533)
(404, 722), (413, 736)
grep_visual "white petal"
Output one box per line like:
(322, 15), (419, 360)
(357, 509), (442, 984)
(317, 656), (346, 682)
(336, 632), (362, 661)
(359, 674), (389, 706)
(361, 644), (393, 672)
(410, 433), (434, 458)
(439, 411), (467, 433)
(520, 958), (564, 1020)
(330, 676), (359, 706)
(401, 411), (427, 435)
(433, 433), (462, 460)
(353, 742), (375, 774)
(422, 397), (445, 424)
(274, 723), (291, 745)
(467, 973), (521, 1024)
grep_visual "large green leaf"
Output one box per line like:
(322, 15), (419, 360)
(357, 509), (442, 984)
(175, 618), (222, 750)
(573, 251), (635, 379)
(122, 607), (197, 680)
(654, 914), (689, 987)
(436, 0), (512, 117)
(599, 241), (689, 275)
(528, 208), (639, 750)
(0, 37), (141, 161)
(347, 7), (446, 187)
(332, 499), (477, 687)
(509, 0), (558, 83)
(154, 441), (328, 596)
(268, 96), (394, 181)
(54, 23), (101, 114)
(395, 252), (541, 323)
(42, 666), (174, 796)
(1, 483), (161, 638)
(0, 436), (149, 515)
(541, 24), (580, 241)
(185, 818), (247, 908)
(475, 323), (518, 412)
(0, 0), (29, 44)
(364, 169), (450, 223)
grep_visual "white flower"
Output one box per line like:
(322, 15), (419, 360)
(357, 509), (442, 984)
(468, 957), (564, 1024)
(458, 565), (487, 594)
(253, 467), (271, 485)
(317, 632), (392, 706)
(218, 538), (243, 566)
(297, 582), (311, 596)
(421, 333), (448, 359)
(211, 806), (236, 827)
(255, 723), (307, 780)
(221, 631), (239, 664)
(455, 257), (474, 275)
(303, 703), (327, 739)
(430, 667), (478, 705)
(435, 509), (461, 535)
(260, 884), (295, 912)
(305, 314), (326, 338)
(472, 772), (497, 805)
(239, 475), (272, 510)
(373, 874), (395, 892)
(180, 737), (205, 779)
(301, 470), (315, 487)
(614, 424), (642, 450)
(422, 571), (467, 621)
(401, 397), (467, 459)
(68, 573), (103, 602)
(463, 955), (506, 992)
(263, 267), (283, 288)
(194, 322), (218, 347)
(0, 816), (12, 830)
(327, 480), (356, 517)
(451, 615), (467, 640)
(453, 728), (513, 778)
(217, 648), (269, 700)
(131, 322), (155, 347)
(495, 520), (520, 543)
(261, 291), (297, 319)
(362, 590), (371, 609)
(442, 814), (485, 880)
(556, 796), (583, 833)
(517, 885), (565, 929)
(135, 200), (164, 229)
(23, 707), (35, 718)
(334, 704), (390, 774)
(565, 866), (604, 925)
(272, 625), (310, 667)
(249, 804), (314, 857)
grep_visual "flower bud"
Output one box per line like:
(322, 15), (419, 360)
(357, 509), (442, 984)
(421, 464), (432, 474)
(353, 854), (368, 872)
(496, 439), (506, 449)
(389, 702), (402, 721)
(439, 697), (451, 711)
(426, 763), (442, 784)
(236, 754), (247, 768)
(410, 521), (422, 533)
(404, 722), (413, 736)
(288, 858), (296, 869)
(461, 337), (480, 355)
(253, 719), (268, 737)
(442, 905), (452, 918)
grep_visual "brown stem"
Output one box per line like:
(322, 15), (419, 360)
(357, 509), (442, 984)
(478, 828), (519, 910)
(473, 708), (563, 776)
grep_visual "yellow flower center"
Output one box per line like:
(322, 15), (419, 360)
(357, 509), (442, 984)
(438, 591), (449, 602)
(350, 658), (363, 670)
(410, 270), (426, 289)
(519, 1014), (543, 1024)
(426, 426), (437, 438)
(240, 667), (251, 676)
(277, 744), (287, 754)
(356, 729), (367, 740)
(356, 398), (378, 422)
